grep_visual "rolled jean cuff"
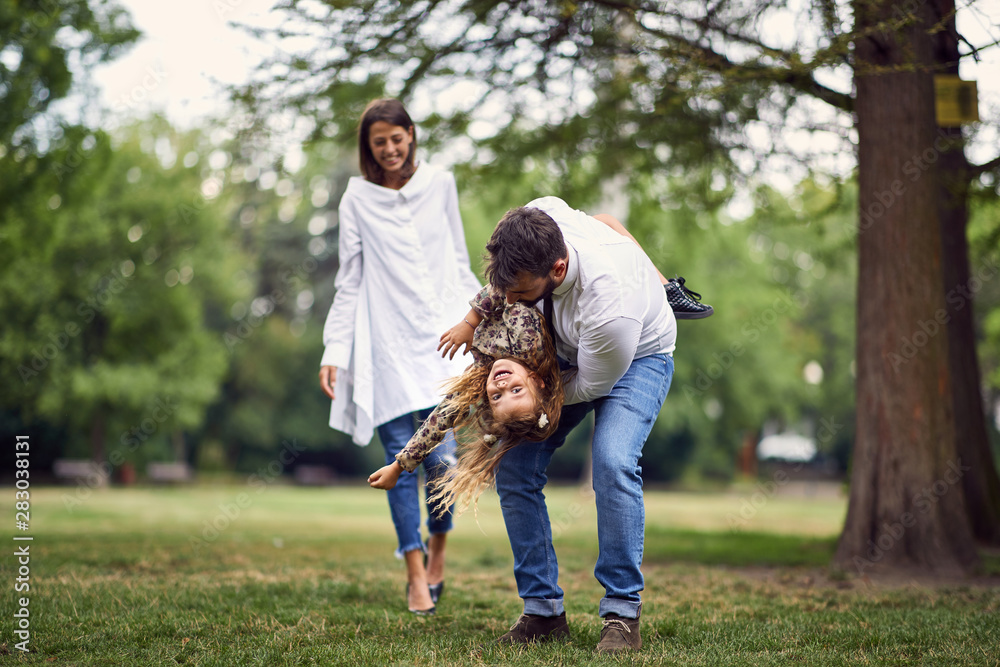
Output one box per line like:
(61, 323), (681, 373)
(394, 541), (426, 560)
(523, 597), (564, 617)
(599, 597), (641, 619)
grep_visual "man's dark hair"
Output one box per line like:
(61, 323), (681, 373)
(485, 207), (567, 290)
(357, 98), (417, 185)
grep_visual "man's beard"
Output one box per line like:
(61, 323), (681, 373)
(523, 276), (557, 306)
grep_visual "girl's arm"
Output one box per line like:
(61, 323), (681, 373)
(367, 400), (461, 490)
(438, 284), (497, 359)
(438, 308), (483, 360)
(368, 460), (403, 490)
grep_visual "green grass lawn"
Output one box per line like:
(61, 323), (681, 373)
(2, 484), (997, 665)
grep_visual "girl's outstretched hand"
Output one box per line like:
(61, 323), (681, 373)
(438, 320), (474, 359)
(368, 461), (403, 490)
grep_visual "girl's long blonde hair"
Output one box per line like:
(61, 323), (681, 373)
(429, 319), (563, 517)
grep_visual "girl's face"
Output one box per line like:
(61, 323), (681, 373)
(367, 121), (414, 176)
(486, 358), (544, 422)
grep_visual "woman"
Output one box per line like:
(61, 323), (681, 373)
(319, 99), (481, 615)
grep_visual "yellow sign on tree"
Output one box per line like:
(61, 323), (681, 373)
(935, 76), (979, 126)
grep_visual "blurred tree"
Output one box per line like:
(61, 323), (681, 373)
(239, 0), (1000, 573)
(0, 119), (236, 469)
(0, 0), (139, 147)
(193, 135), (383, 477)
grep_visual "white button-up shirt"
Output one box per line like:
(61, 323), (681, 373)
(321, 163), (481, 445)
(525, 197), (677, 405)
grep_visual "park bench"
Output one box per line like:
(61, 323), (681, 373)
(146, 462), (194, 483)
(52, 459), (109, 486)
(293, 464), (336, 486)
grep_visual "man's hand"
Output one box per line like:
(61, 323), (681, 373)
(438, 319), (475, 359)
(319, 366), (337, 400)
(368, 461), (403, 490)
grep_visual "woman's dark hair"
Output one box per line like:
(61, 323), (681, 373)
(485, 207), (567, 290)
(357, 98), (417, 185)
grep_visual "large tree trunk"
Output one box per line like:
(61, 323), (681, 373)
(835, 0), (980, 575)
(932, 0), (1000, 545)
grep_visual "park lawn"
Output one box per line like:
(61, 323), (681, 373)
(2, 485), (997, 666)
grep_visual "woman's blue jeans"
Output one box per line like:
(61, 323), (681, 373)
(377, 408), (456, 557)
(494, 354), (673, 619)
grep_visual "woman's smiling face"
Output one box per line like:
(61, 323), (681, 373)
(367, 121), (414, 175)
(486, 358), (544, 422)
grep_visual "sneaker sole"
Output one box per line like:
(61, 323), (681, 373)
(674, 306), (714, 320)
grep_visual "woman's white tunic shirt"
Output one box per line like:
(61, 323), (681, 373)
(321, 163), (481, 445)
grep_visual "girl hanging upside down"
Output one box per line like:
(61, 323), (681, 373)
(368, 284), (563, 515)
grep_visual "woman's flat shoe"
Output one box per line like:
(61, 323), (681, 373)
(406, 583), (436, 616)
(428, 582), (444, 605)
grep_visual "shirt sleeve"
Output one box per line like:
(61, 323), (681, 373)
(506, 304), (545, 360)
(562, 317), (642, 404)
(470, 284), (503, 318)
(395, 399), (461, 472)
(320, 196), (363, 368)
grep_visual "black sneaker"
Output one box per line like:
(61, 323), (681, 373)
(665, 277), (713, 319)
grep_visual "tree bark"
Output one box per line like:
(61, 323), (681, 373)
(835, 0), (980, 575)
(931, 0), (1000, 546)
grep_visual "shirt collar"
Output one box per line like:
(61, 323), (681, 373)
(552, 240), (578, 297)
(354, 161), (430, 202)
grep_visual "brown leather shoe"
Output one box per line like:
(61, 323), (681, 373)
(497, 612), (570, 644)
(596, 613), (641, 653)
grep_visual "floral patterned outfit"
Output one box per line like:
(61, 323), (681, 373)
(395, 285), (546, 472)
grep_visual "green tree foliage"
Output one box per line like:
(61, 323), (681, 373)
(0, 0), (139, 146)
(0, 119), (236, 465)
(193, 136), (391, 477)
(969, 190), (1000, 423)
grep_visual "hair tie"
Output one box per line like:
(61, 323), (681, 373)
(537, 413), (549, 428)
(483, 434), (497, 444)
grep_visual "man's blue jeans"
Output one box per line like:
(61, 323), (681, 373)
(377, 408), (456, 557)
(494, 354), (673, 619)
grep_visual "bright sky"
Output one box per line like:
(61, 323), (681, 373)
(91, 0), (281, 125)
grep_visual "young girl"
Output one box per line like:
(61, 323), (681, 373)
(319, 99), (481, 615)
(368, 284), (563, 517)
